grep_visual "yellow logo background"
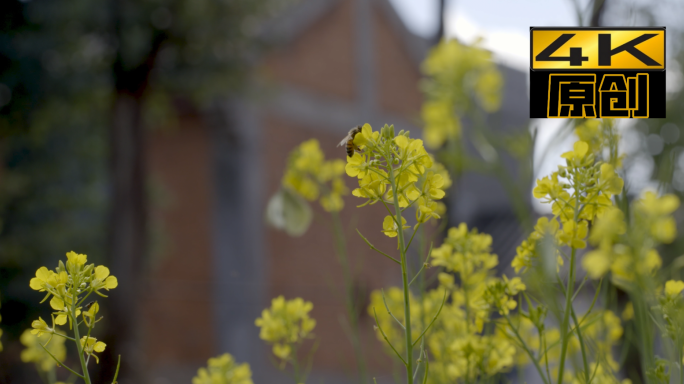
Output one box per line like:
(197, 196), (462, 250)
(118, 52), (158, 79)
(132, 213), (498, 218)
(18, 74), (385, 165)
(531, 29), (665, 70)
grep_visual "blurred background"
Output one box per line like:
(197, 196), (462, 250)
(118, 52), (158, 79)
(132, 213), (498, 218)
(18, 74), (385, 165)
(0, 0), (683, 383)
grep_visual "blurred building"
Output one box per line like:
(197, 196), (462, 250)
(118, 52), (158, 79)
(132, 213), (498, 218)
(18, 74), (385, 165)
(140, 0), (529, 383)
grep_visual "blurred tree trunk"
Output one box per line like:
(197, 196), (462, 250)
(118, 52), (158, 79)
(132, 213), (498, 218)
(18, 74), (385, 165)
(104, 5), (167, 380)
(590, 0), (606, 27)
(432, 0), (447, 45)
(106, 91), (148, 383)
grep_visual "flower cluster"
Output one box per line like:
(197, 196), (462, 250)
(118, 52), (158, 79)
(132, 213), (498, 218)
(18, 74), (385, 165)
(421, 39), (502, 148)
(29, 251), (117, 335)
(578, 190), (678, 288)
(192, 353), (253, 384)
(346, 124), (447, 235)
(512, 139), (625, 273)
(20, 328), (67, 372)
(512, 217), (562, 273)
(657, 280), (684, 349)
(574, 118), (622, 167)
(25, 250), (119, 384)
(255, 296), (316, 362)
(282, 139), (348, 212)
(370, 223), (523, 382)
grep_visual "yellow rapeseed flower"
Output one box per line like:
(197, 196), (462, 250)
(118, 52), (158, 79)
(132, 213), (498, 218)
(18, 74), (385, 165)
(90, 265), (118, 294)
(345, 124), (446, 232)
(255, 296), (316, 361)
(80, 336), (106, 363)
(382, 215), (409, 238)
(66, 251), (88, 273)
(636, 192), (680, 244)
(192, 353), (253, 384)
(30, 317), (53, 337)
(282, 139), (348, 212)
(665, 280), (684, 299)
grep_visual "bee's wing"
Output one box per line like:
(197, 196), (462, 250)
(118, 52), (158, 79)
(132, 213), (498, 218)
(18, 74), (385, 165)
(337, 135), (350, 147)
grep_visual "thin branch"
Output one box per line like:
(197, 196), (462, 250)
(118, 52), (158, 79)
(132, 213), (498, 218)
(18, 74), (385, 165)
(381, 289), (406, 330)
(112, 355), (121, 384)
(412, 290), (447, 347)
(502, 315), (551, 384)
(39, 342), (84, 379)
(404, 224), (421, 253)
(53, 332), (77, 342)
(356, 229), (401, 265)
(571, 275), (589, 302)
(409, 242), (433, 287)
(372, 308), (407, 366)
(570, 304), (591, 383)
(422, 350), (430, 384)
(379, 195), (398, 220)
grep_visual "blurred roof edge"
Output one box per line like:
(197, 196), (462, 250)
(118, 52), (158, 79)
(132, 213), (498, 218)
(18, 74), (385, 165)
(262, 0), (431, 67)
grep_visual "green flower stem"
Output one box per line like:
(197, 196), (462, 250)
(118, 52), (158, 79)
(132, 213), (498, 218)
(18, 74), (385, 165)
(53, 332), (77, 342)
(556, 243), (576, 384)
(372, 308), (408, 366)
(556, 274), (590, 382)
(502, 314), (550, 384)
(570, 303), (590, 383)
(387, 160), (414, 384)
(462, 262), (472, 384)
(291, 343), (301, 383)
(408, 243), (432, 288)
(557, 171), (583, 384)
(331, 211), (368, 384)
(542, 331), (552, 382)
(633, 292), (655, 380)
(356, 229), (401, 264)
(112, 355), (121, 384)
(76, 291), (93, 307)
(404, 225), (420, 253)
(47, 365), (56, 384)
(38, 341), (84, 379)
(679, 336), (683, 384)
(71, 286), (91, 384)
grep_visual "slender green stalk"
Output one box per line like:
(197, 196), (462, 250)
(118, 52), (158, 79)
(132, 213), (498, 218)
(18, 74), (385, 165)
(38, 342), (84, 379)
(388, 160), (414, 384)
(462, 259), (472, 384)
(570, 304), (590, 382)
(557, 245), (577, 383)
(291, 343), (301, 383)
(112, 355), (121, 384)
(502, 315), (551, 384)
(331, 211), (368, 383)
(556, 273), (591, 382)
(357, 229), (401, 264)
(557, 168), (582, 384)
(679, 336), (683, 384)
(71, 285), (91, 384)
